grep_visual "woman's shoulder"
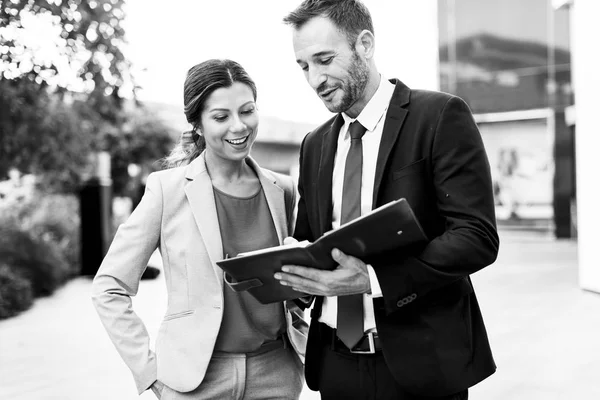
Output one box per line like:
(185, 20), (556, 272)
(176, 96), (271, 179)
(152, 164), (187, 178)
(261, 168), (294, 191)
(145, 164), (188, 190)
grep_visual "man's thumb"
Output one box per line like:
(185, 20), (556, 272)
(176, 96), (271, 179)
(283, 236), (298, 245)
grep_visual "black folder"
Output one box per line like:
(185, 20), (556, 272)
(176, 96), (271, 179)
(216, 198), (428, 304)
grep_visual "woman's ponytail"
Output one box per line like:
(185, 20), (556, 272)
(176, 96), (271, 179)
(161, 129), (205, 169)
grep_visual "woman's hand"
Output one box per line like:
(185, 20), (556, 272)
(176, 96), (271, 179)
(150, 380), (165, 399)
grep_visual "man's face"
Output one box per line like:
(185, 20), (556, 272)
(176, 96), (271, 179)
(293, 16), (369, 115)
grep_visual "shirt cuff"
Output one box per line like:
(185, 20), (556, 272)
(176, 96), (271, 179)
(366, 264), (382, 298)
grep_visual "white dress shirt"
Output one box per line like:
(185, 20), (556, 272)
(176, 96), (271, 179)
(318, 76), (396, 332)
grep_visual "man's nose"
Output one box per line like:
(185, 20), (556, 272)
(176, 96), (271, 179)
(308, 68), (326, 91)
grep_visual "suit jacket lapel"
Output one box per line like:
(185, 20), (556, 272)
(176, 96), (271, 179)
(317, 114), (344, 235)
(247, 157), (287, 243)
(372, 80), (410, 207)
(183, 153), (224, 283)
(183, 154), (289, 285)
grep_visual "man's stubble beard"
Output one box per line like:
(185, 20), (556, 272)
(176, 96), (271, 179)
(326, 51), (370, 114)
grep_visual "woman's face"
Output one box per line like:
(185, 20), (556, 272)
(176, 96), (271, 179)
(199, 82), (258, 163)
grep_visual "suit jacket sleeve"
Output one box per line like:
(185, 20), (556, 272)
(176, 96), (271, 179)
(292, 135), (316, 310)
(91, 172), (162, 394)
(293, 134), (314, 243)
(375, 96), (499, 314)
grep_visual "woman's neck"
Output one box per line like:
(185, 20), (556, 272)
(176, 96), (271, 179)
(204, 151), (259, 195)
(205, 152), (246, 181)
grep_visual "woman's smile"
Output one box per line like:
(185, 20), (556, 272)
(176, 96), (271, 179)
(224, 134), (250, 146)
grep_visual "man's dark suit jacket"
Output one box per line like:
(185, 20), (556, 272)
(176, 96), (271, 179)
(294, 79), (499, 397)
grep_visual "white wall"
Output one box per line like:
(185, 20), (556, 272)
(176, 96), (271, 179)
(571, 0), (600, 293)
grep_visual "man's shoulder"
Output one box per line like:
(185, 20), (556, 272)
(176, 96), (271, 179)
(408, 88), (458, 107)
(387, 78), (460, 108)
(404, 88), (472, 118)
(303, 114), (338, 143)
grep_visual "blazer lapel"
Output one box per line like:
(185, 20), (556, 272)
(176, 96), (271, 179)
(247, 157), (287, 243)
(183, 153), (224, 283)
(317, 114), (344, 235)
(372, 80), (410, 207)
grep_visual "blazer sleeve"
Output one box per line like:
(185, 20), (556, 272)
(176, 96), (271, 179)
(91, 172), (163, 394)
(292, 134), (314, 243)
(292, 135), (316, 310)
(375, 96), (500, 314)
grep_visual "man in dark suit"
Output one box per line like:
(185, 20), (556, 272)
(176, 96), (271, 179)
(274, 1), (500, 399)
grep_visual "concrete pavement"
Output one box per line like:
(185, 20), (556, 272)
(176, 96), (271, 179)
(1, 231), (598, 399)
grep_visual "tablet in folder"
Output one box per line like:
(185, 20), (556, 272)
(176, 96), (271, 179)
(216, 198), (427, 304)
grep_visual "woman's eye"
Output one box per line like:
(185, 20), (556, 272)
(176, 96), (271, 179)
(242, 108), (255, 115)
(214, 115), (227, 122)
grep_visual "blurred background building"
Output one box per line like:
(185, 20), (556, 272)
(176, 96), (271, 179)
(439, 0), (574, 239)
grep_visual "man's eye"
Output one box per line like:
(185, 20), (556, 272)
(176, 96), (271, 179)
(320, 57), (333, 65)
(300, 65), (309, 72)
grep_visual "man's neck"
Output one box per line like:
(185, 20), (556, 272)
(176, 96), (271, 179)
(345, 72), (381, 119)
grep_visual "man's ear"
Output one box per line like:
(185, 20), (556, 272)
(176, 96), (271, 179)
(355, 30), (375, 59)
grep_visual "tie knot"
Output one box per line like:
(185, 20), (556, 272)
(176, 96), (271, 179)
(348, 121), (366, 140)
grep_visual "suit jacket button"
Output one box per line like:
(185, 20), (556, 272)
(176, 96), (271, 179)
(397, 298), (409, 307)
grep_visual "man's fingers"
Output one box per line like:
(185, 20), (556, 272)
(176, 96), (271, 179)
(275, 271), (327, 295)
(275, 269), (322, 286)
(280, 265), (327, 281)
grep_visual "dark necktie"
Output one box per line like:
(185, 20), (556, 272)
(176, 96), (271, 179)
(336, 121), (367, 350)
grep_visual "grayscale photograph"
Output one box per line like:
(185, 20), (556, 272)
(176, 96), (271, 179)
(1, 1), (598, 399)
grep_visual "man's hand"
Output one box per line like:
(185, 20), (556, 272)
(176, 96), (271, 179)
(274, 248), (371, 296)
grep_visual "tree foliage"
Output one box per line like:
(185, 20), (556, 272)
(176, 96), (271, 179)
(103, 108), (175, 196)
(0, 78), (97, 191)
(0, 0), (175, 192)
(0, 0), (132, 107)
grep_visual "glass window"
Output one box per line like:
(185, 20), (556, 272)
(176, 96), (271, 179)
(438, 0), (573, 113)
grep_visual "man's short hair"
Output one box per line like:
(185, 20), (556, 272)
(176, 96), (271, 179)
(283, 0), (374, 47)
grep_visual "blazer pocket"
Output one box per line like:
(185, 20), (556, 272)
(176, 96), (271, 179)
(392, 158), (426, 181)
(163, 310), (194, 321)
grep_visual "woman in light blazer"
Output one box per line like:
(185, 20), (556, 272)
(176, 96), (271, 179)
(92, 59), (308, 400)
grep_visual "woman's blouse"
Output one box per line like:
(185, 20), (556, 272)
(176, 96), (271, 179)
(212, 185), (286, 353)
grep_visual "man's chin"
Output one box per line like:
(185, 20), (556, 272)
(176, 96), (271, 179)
(322, 99), (344, 114)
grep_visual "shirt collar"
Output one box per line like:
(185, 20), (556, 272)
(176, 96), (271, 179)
(341, 75), (395, 136)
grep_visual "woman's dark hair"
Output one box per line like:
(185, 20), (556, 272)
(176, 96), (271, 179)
(163, 59), (257, 168)
(283, 0), (373, 47)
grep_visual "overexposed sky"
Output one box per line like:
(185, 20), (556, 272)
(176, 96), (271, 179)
(123, 0), (439, 125)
